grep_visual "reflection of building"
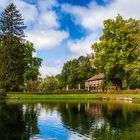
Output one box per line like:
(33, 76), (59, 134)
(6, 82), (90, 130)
(85, 104), (105, 129)
(85, 104), (102, 118)
(85, 73), (120, 92)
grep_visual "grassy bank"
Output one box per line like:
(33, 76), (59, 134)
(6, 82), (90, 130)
(6, 93), (140, 100)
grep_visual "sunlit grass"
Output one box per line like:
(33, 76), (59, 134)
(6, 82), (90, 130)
(6, 93), (140, 100)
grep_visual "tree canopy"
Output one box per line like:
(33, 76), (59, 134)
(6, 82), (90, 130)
(60, 55), (96, 89)
(92, 15), (140, 88)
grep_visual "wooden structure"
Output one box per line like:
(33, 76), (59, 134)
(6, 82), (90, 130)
(85, 73), (119, 92)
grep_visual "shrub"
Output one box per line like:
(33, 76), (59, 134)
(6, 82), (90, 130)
(107, 89), (139, 94)
(136, 89), (140, 94)
(0, 89), (6, 97)
(107, 90), (122, 94)
(123, 90), (137, 94)
(7, 91), (45, 95)
(46, 89), (88, 94)
(7, 89), (88, 94)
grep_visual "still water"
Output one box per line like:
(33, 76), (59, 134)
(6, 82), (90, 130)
(0, 100), (140, 140)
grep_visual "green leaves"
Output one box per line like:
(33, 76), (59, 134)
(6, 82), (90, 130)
(60, 55), (96, 89)
(0, 4), (42, 91)
(92, 15), (140, 88)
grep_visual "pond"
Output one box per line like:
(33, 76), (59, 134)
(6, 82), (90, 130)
(0, 100), (140, 140)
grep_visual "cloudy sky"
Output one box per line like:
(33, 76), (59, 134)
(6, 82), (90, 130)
(0, 0), (140, 77)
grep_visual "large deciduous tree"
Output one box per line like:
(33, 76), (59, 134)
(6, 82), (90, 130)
(23, 41), (42, 92)
(92, 15), (140, 88)
(24, 41), (42, 82)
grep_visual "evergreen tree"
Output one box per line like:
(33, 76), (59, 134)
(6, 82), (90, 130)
(0, 3), (26, 90)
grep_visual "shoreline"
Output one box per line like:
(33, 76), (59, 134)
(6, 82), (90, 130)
(6, 93), (140, 101)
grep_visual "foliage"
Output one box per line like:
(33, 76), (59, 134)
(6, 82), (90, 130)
(0, 89), (6, 98)
(0, 3), (26, 90)
(107, 89), (140, 94)
(46, 89), (88, 94)
(0, 4), (42, 91)
(129, 80), (140, 89)
(23, 41), (42, 92)
(60, 55), (96, 89)
(92, 15), (140, 89)
(36, 55), (95, 92)
(24, 41), (42, 82)
(100, 80), (108, 92)
(38, 76), (59, 92)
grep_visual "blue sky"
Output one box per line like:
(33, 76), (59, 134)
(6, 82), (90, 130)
(0, 0), (140, 77)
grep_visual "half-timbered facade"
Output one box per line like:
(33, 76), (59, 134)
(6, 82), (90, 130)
(85, 73), (119, 92)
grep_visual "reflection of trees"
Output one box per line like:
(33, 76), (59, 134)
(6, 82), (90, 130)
(42, 102), (59, 112)
(58, 103), (140, 140)
(0, 101), (140, 140)
(58, 103), (103, 135)
(22, 103), (39, 139)
(0, 102), (25, 140)
(102, 104), (140, 129)
(92, 104), (140, 140)
(0, 102), (39, 140)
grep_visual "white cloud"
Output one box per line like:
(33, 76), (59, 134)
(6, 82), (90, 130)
(0, 0), (10, 9)
(40, 64), (61, 78)
(37, 11), (59, 29)
(38, 0), (57, 11)
(39, 59), (66, 77)
(0, 0), (69, 76)
(0, 0), (69, 50)
(62, 0), (140, 31)
(67, 33), (99, 57)
(1, 0), (140, 76)
(36, 0), (59, 29)
(0, 0), (38, 24)
(62, 0), (140, 57)
(26, 29), (68, 50)
(25, 0), (69, 50)
(13, 0), (38, 24)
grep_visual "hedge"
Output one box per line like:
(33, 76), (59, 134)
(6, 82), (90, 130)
(7, 89), (89, 94)
(7, 89), (140, 94)
(107, 89), (140, 94)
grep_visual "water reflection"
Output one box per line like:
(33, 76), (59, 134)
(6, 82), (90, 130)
(0, 101), (140, 140)
(0, 102), (39, 140)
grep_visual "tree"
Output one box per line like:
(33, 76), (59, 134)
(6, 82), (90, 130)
(92, 15), (140, 89)
(0, 3), (26, 90)
(23, 41), (42, 92)
(61, 59), (80, 89)
(77, 55), (96, 88)
(39, 76), (59, 92)
(60, 55), (96, 89)
(0, 4), (42, 91)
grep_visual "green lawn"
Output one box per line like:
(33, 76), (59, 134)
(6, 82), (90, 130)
(6, 93), (140, 100)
